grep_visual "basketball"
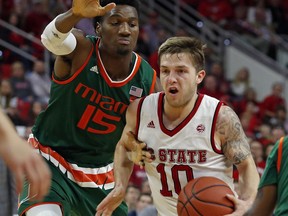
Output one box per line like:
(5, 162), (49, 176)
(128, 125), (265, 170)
(177, 176), (235, 216)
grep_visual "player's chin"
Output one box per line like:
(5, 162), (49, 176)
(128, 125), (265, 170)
(116, 47), (132, 55)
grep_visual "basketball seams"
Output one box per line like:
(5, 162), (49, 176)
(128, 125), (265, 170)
(183, 181), (203, 216)
(177, 177), (235, 216)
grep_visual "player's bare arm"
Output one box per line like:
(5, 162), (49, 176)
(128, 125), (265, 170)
(96, 99), (150, 216)
(244, 186), (277, 216)
(216, 105), (251, 165)
(42, 0), (116, 79)
(216, 105), (259, 215)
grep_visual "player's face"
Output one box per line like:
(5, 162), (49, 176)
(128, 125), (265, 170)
(159, 52), (205, 108)
(97, 5), (139, 56)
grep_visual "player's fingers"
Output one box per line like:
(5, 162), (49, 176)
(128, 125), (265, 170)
(139, 142), (147, 149)
(139, 160), (145, 169)
(102, 3), (116, 13)
(98, 209), (113, 216)
(34, 157), (51, 200)
(226, 194), (237, 203)
(95, 210), (103, 216)
(142, 150), (151, 158)
(25, 158), (44, 200)
(14, 167), (24, 194)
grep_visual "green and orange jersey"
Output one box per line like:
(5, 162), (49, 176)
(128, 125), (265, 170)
(259, 137), (288, 215)
(32, 36), (156, 168)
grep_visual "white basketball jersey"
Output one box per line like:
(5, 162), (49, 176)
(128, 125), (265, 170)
(136, 92), (234, 216)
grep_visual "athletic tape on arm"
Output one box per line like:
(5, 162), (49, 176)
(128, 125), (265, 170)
(41, 16), (77, 56)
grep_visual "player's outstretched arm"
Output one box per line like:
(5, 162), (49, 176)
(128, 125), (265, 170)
(215, 105), (259, 216)
(0, 109), (51, 200)
(41, 0), (116, 78)
(96, 99), (151, 216)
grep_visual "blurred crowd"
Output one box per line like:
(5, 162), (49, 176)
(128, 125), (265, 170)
(0, 0), (288, 215)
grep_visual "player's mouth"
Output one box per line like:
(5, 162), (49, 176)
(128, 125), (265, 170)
(118, 38), (130, 45)
(168, 87), (179, 95)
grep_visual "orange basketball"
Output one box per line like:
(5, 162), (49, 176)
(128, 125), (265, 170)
(177, 176), (235, 216)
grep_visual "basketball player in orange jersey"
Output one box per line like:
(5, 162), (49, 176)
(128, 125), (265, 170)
(96, 36), (260, 216)
(0, 109), (51, 201)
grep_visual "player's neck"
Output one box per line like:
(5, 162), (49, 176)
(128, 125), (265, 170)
(163, 94), (198, 130)
(100, 51), (133, 81)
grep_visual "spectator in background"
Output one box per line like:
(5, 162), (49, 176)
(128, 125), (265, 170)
(209, 62), (226, 81)
(230, 67), (250, 100)
(240, 5), (276, 56)
(198, 74), (222, 99)
(239, 101), (261, 138)
(264, 143), (274, 160)
(247, 3), (272, 27)
(197, 0), (234, 28)
(0, 79), (25, 125)
(27, 60), (51, 105)
(269, 106), (288, 131)
(23, 0), (52, 59)
(25, 100), (45, 127)
(23, 0), (52, 38)
(125, 185), (141, 213)
(260, 82), (286, 124)
(266, 0), (286, 34)
(140, 179), (151, 195)
(270, 126), (286, 144)
(256, 124), (273, 147)
(0, 12), (28, 64)
(138, 205), (157, 216)
(128, 193), (153, 216)
(142, 11), (162, 53)
(250, 140), (266, 177)
(9, 61), (34, 102)
(234, 87), (259, 116)
(135, 28), (151, 61)
(0, 0), (15, 21)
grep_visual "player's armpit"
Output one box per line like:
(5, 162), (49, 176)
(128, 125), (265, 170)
(216, 105), (251, 165)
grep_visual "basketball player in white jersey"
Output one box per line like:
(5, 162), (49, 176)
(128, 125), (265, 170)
(96, 36), (259, 216)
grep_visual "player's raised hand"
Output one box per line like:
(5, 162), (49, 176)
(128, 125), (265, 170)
(72, 0), (116, 18)
(124, 131), (153, 168)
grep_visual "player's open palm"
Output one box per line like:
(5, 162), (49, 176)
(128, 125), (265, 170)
(72, 0), (116, 18)
(95, 185), (126, 216)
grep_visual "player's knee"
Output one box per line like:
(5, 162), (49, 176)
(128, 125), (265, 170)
(25, 204), (62, 216)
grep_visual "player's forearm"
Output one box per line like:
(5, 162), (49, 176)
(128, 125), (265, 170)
(0, 110), (21, 159)
(0, 110), (18, 145)
(113, 142), (134, 189)
(237, 156), (259, 202)
(55, 9), (82, 33)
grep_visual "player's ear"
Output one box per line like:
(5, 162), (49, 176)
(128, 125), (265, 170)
(96, 22), (102, 37)
(196, 70), (206, 84)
